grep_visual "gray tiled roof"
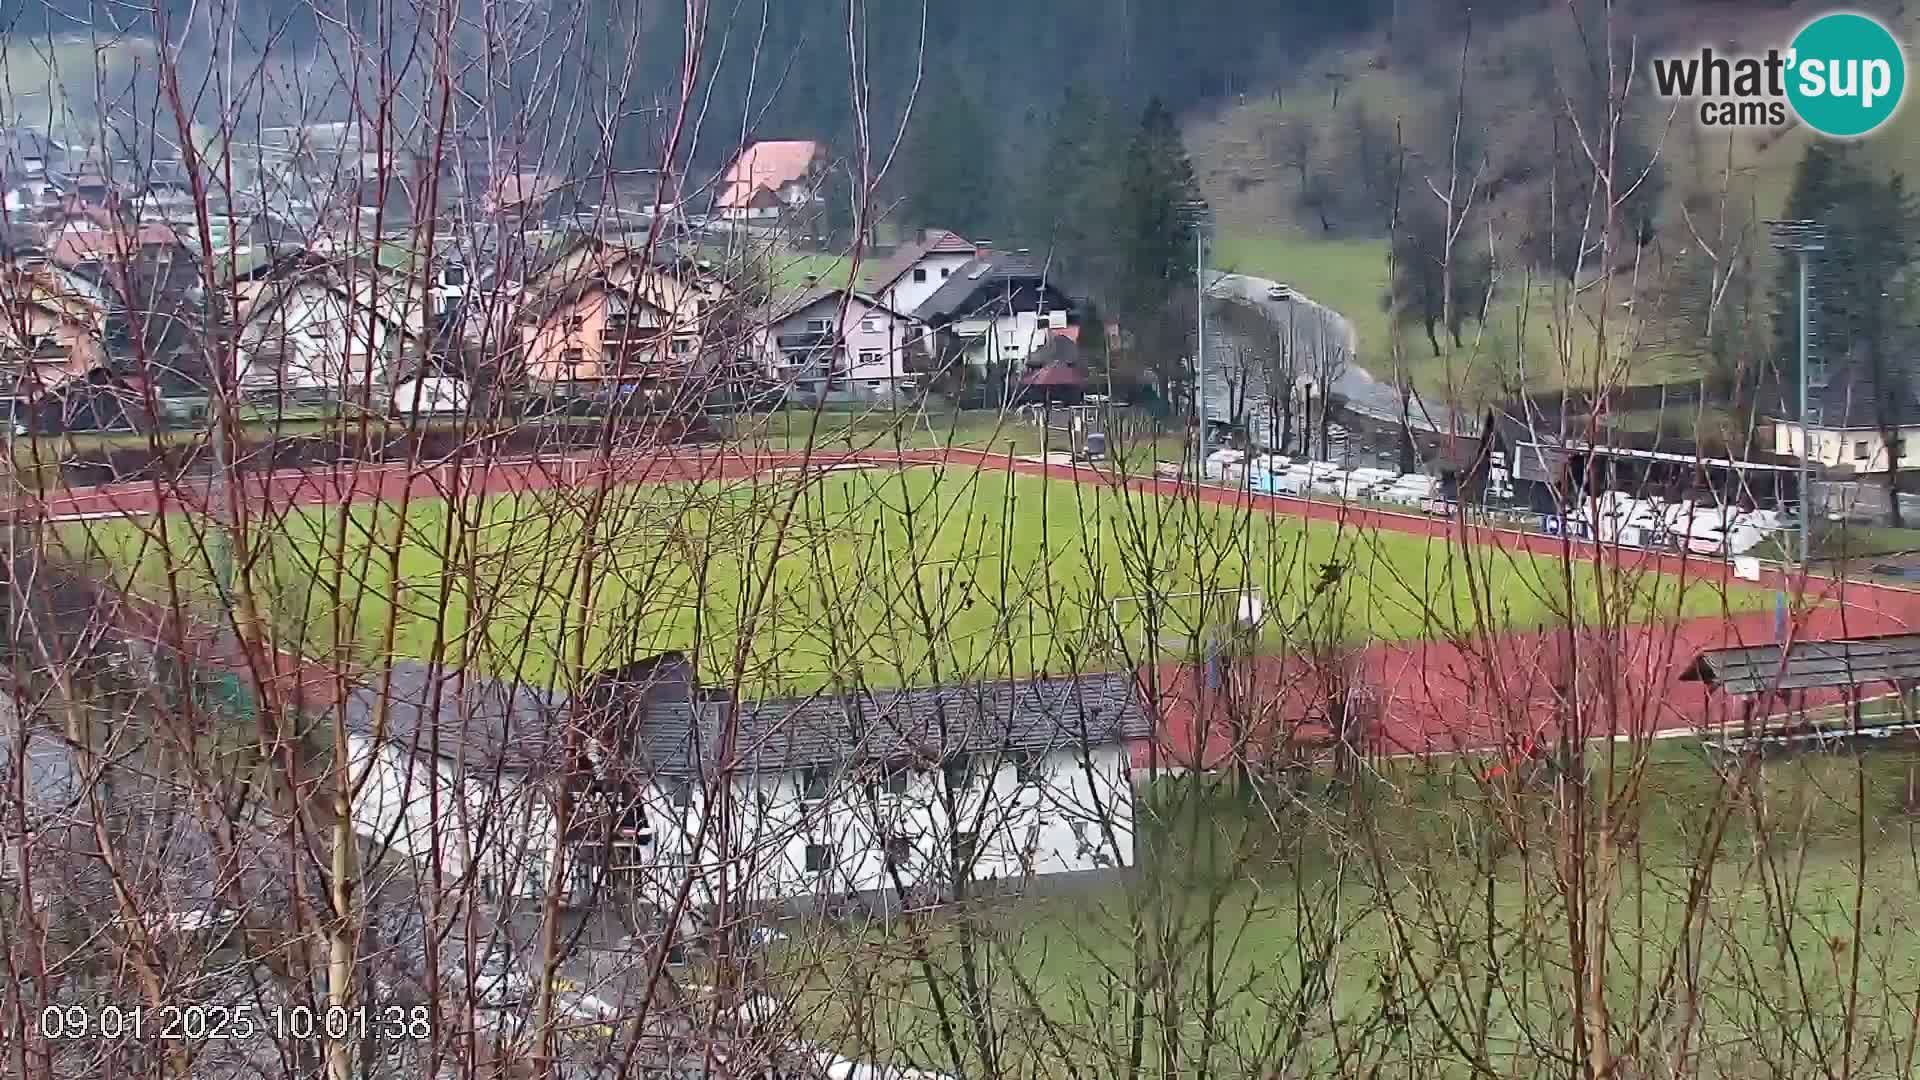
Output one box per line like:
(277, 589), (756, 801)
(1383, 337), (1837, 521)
(1, 696), (81, 823)
(694, 670), (1148, 776)
(348, 661), (1146, 780)
(344, 662), (568, 773)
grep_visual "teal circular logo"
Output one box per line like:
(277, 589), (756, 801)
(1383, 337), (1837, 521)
(1787, 12), (1906, 137)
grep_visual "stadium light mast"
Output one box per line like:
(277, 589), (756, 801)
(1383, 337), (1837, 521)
(1180, 200), (1214, 481)
(1767, 219), (1827, 571)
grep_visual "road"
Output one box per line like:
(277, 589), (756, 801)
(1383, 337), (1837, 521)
(1207, 271), (1463, 436)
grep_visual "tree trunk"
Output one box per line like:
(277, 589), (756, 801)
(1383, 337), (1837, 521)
(1425, 319), (1441, 357)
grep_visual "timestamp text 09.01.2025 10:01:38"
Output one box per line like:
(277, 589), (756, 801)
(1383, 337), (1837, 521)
(36, 1003), (435, 1043)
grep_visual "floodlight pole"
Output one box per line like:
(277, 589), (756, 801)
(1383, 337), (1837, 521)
(1767, 220), (1827, 571)
(1196, 223), (1207, 478)
(1181, 200), (1213, 482)
(1768, 220), (1827, 648)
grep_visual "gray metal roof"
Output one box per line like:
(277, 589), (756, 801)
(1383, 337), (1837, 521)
(1682, 635), (1920, 695)
(911, 253), (1074, 323)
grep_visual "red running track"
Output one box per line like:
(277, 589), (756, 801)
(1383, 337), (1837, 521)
(26, 446), (1920, 762)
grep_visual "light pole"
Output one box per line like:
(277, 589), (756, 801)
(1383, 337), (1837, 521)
(1180, 200), (1213, 480)
(1767, 219), (1827, 571)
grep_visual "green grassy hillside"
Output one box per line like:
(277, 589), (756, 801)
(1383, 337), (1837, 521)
(1187, 0), (1920, 404)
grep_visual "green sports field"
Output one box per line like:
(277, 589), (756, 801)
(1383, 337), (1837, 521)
(62, 465), (1765, 691)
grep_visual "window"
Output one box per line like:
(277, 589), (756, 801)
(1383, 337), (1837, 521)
(805, 318), (832, 334)
(668, 779), (693, 808)
(804, 843), (833, 873)
(1855, 440), (1871, 461)
(860, 318), (879, 332)
(562, 348), (584, 371)
(1011, 751), (1043, 786)
(866, 767), (911, 800)
(566, 314), (587, 332)
(859, 350), (882, 366)
(443, 265), (466, 286)
(912, 268), (928, 283)
(883, 835), (913, 867)
(942, 754), (974, 789)
(800, 767), (831, 803)
(1896, 438), (1909, 462)
(670, 337), (694, 356)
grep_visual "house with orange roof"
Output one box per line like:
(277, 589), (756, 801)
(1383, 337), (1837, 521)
(712, 140), (825, 222)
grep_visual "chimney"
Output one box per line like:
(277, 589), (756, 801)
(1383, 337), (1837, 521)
(974, 240), (992, 258)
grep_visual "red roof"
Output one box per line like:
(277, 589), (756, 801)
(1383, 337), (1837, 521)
(1019, 362), (1086, 387)
(715, 140), (821, 209)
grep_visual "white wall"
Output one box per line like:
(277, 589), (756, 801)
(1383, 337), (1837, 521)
(237, 279), (413, 394)
(766, 293), (927, 387)
(948, 310), (1057, 371)
(879, 251), (975, 316)
(633, 745), (1136, 910)
(1775, 420), (1920, 471)
(348, 734), (565, 903)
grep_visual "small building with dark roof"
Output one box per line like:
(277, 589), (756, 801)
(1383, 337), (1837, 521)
(912, 251), (1079, 387)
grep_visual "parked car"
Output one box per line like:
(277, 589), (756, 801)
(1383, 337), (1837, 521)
(1266, 284), (1295, 301)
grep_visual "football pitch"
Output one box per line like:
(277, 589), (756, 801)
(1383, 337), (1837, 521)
(62, 464), (1767, 691)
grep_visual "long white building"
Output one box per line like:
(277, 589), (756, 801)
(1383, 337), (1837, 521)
(345, 658), (1149, 912)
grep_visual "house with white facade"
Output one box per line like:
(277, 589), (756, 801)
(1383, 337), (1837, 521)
(233, 256), (429, 401)
(912, 250), (1078, 380)
(345, 657), (1149, 912)
(867, 229), (981, 316)
(1772, 360), (1920, 474)
(762, 287), (927, 399)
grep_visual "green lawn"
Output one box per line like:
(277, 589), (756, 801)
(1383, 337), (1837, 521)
(61, 466), (1764, 692)
(787, 737), (1920, 1077)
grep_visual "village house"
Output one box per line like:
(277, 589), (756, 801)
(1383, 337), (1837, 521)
(866, 229), (981, 316)
(232, 253), (430, 402)
(0, 264), (110, 394)
(1772, 360), (1920, 475)
(516, 275), (705, 393)
(712, 140), (824, 223)
(762, 286), (925, 399)
(913, 249), (1078, 379)
(345, 658), (1148, 911)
